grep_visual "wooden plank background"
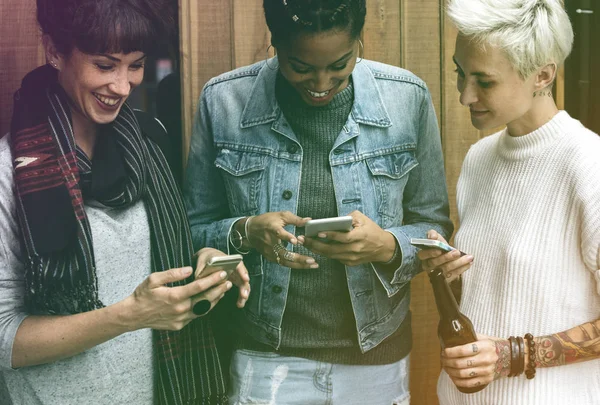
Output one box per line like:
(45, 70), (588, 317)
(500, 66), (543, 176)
(0, 0), (45, 136)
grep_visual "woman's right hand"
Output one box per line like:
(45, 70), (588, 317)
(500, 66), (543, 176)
(246, 211), (317, 269)
(417, 230), (474, 282)
(122, 265), (232, 331)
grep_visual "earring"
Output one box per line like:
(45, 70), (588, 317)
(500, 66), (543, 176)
(50, 61), (58, 69)
(357, 39), (364, 64)
(265, 44), (278, 70)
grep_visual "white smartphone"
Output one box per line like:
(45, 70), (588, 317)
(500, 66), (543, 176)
(304, 216), (353, 237)
(410, 238), (466, 256)
(204, 254), (243, 276)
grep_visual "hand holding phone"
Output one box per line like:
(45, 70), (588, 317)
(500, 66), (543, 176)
(304, 216), (353, 237)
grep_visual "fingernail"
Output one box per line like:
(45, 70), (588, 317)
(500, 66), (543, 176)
(182, 267), (192, 276)
(310, 264), (319, 269)
(318, 233), (326, 238)
(467, 255), (474, 262)
(193, 300), (211, 316)
(306, 258), (315, 264)
(226, 281), (233, 289)
(220, 271), (228, 279)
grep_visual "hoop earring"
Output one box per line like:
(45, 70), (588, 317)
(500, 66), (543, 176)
(265, 45), (278, 71)
(357, 39), (364, 63)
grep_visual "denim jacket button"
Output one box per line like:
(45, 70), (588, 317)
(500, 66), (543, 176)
(271, 285), (283, 294)
(286, 144), (298, 154)
(282, 190), (293, 200)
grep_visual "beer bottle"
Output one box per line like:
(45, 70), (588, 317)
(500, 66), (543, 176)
(428, 268), (487, 394)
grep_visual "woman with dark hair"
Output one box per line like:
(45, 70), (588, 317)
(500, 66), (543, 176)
(0, 1), (249, 404)
(184, 0), (453, 403)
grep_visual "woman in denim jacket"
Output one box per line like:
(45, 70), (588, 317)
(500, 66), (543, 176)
(185, 0), (453, 403)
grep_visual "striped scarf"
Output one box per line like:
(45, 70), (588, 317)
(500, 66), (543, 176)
(9, 65), (227, 404)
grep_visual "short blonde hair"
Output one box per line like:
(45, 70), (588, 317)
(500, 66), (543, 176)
(447, 0), (573, 78)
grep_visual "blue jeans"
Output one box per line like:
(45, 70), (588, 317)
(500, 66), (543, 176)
(228, 349), (411, 405)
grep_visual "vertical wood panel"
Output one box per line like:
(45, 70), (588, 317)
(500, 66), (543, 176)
(0, 0), (44, 136)
(180, 0), (233, 166)
(363, 0), (402, 67)
(402, 2), (443, 405)
(232, 0), (270, 68)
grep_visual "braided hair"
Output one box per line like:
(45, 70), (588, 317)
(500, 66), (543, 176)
(264, 0), (366, 45)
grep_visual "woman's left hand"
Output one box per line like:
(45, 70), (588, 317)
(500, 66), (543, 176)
(298, 210), (396, 266)
(441, 334), (511, 389)
(194, 248), (251, 309)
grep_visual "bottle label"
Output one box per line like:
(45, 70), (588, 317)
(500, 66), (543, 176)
(452, 320), (461, 332)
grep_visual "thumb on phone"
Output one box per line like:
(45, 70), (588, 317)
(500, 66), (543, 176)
(427, 229), (448, 244)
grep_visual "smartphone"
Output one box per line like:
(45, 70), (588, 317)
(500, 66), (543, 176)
(304, 216), (353, 237)
(410, 238), (465, 256)
(204, 254), (243, 277)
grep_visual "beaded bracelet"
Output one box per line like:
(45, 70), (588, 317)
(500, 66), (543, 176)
(524, 333), (537, 379)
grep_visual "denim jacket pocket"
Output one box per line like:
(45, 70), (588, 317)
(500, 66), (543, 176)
(366, 151), (418, 225)
(214, 148), (267, 216)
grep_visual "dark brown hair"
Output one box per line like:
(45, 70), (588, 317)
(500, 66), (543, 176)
(37, 0), (174, 56)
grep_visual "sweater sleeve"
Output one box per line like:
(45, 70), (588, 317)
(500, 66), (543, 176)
(0, 135), (28, 370)
(576, 130), (600, 296)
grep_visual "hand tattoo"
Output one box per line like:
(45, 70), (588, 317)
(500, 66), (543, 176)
(469, 371), (477, 377)
(494, 339), (511, 380)
(472, 343), (479, 353)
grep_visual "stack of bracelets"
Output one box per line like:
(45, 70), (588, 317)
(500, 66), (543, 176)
(508, 334), (537, 379)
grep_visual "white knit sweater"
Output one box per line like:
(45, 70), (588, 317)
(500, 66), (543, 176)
(438, 111), (600, 405)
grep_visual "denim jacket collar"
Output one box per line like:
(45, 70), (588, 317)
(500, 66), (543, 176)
(240, 57), (392, 130)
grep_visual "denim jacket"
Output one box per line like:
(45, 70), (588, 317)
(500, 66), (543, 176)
(184, 58), (453, 353)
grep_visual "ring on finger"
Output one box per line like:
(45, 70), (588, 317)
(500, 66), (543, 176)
(273, 250), (281, 265)
(283, 250), (294, 261)
(273, 243), (286, 254)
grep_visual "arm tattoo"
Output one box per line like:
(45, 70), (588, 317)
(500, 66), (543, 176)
(535, 319), (600, 368)
(493, 339), (511, 380)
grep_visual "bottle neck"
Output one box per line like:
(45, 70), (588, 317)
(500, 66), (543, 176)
(428, 269), (461, 320)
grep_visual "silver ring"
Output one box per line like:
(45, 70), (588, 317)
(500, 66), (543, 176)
(283, 251), (294, 261)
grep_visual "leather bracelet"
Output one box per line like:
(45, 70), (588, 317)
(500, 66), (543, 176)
(508, 336), (519, 377)
(524, 333), (537, 379)
(517, 336), (525, 376)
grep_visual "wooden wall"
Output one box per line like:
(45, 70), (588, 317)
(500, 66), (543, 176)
(0, 0), (44, 136)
